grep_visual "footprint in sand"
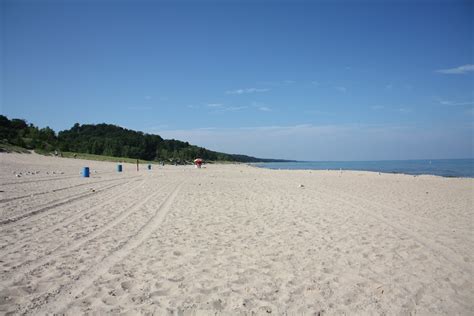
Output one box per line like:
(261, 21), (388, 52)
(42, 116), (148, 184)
(120, 280), (137, 291)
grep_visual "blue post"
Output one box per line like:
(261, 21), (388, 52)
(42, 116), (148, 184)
(148, 164), (151, 170)
(82, 167), (90, 177)
(117, 164), (123, 172)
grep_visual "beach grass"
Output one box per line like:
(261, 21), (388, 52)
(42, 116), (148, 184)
(57, 152), (242, 165)
(2, 144), (236, 165)
(0, 143), (31, 154)
(60, 152), (157, 164)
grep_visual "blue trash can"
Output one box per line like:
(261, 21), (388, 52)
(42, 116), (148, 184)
(82, 167), (90, 177)
(117, 164), (123, 172)
(148, 164), (151, 170)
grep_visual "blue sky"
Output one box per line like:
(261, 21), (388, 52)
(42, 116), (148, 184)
(2, 0), (473, 160)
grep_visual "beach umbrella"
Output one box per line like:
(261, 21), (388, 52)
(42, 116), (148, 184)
(194, 158), (203, 168)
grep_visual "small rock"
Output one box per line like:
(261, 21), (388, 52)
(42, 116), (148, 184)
(299, 184), (304, 188)
(16, 174), (21, 178)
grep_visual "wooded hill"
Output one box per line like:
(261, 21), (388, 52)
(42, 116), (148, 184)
(0, 115), (292, 163)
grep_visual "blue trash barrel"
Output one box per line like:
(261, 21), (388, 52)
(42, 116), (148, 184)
(117, 164), (123, 172)
(148, 164), (151, 170)
(82, 167), (90, 177)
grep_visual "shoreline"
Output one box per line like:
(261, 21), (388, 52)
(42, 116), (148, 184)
(250, 159), (474, 179)
(251, 164), (473, 179)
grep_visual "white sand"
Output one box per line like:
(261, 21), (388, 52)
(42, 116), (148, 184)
(0, 152), (472, 314)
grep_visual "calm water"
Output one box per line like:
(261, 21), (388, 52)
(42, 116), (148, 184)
(254, 159), (474, 178)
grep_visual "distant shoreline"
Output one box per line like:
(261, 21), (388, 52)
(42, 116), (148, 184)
(252, 159), (474, 178)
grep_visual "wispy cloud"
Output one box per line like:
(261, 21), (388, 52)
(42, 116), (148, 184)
(436, 99), (473, 106)
(220, 106), (248, 112)
(208, 104), (248, 112)
(226, 88), (270, 95)
(250, 101), (272, 112)
(436, 64), (474, 74)
(190, 103), (253, 112)
(335, 86), (347, 93)
(370, 105), (414, 113)
(144, 96), (152, 100)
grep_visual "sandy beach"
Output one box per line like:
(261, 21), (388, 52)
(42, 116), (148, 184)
(0, 152), (472, 314)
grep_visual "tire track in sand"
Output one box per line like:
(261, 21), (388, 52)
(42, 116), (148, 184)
(0, 177), (141, 226)
(0, 180), (179, 292)
(35, 180), (185, 315)
(1, 171), (117, 186)
(1, 175), (84, 186)
(0, 174), (130, 203)
(0, 178), (145, 253)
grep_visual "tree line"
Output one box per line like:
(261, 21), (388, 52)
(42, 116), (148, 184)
(0, 115), (289, 163)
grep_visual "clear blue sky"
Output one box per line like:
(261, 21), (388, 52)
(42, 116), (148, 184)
(2, 0), (473, 160)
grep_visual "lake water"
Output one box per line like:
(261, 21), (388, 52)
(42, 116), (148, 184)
(254, 159), (474, 178)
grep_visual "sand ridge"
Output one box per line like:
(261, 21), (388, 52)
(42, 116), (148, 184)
(0, 152), (472, 314)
